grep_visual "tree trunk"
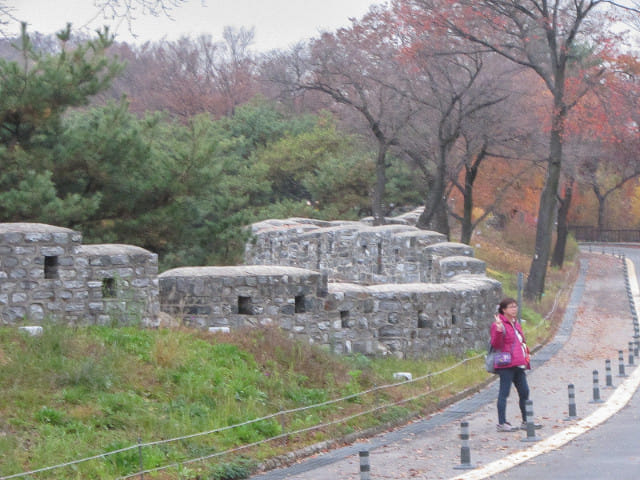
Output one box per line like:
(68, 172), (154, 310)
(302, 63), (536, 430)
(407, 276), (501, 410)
(460, 151), (481, 245)
(372, 142), (388, 226)
(551, 178), (574, 268)
(595, 190), (606, 232)
(525, 94), (566, 300)
(460, 195), (473, 245)
(416, 152), (449, 238)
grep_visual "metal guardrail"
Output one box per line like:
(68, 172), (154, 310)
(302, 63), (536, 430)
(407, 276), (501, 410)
(569, 226), (640, 243)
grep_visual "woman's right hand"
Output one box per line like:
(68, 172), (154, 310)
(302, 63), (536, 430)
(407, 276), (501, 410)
(494, 314), (505, 333)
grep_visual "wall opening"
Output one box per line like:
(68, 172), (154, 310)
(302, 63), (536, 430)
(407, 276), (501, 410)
(295, 295), (306, 313)
(417, 310), (429, 328)
(238, 296), (252, 315)
(340, 310), (350, 328)
(102, 278), (117, 298)
(377, 241), (383, 274)
(44, 256), (59, 279)
(451, 309), (457, 325)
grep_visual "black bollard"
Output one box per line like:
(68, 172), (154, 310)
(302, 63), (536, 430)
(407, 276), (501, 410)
(453, 421), (476, 469)
(629, 342), (635, 367)
(359, 450), (370, 480)
(138, 437), (144, 480)
(521, 400), (541, 442)
(566, 384), (578, 419)
(619, 350), (628, 377)
(605, 359), (614, 388)
(589, 370), (604, 404)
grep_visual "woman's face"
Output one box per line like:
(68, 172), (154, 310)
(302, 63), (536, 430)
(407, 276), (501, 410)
(503, 302), (518, 318)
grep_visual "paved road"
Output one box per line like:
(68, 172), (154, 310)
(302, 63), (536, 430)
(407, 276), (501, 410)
(488, 244), (640, 480)
(489, 385), (640, 480)
(250, 246), (639, 480)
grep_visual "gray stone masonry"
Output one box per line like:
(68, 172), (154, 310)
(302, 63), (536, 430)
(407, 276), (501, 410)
(325, 276), (501, 358)
(244, 219), (455, 284)
(244, 218), (482, 285)
(0, 223), (159, 325)
(2, 213), (501, 359)
(156, 213), (502, 358)
(158, 265), (325, 333)
(78, 244), (160, 326)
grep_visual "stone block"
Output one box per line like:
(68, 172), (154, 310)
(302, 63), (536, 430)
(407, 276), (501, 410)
(9, 268), (27, 279)
(3, 256), (18, 267)
(28, 304), (45, 320)
(11, 292), (28, 302)
(19, 325), (43, 335)
(41, 246), (65, 256)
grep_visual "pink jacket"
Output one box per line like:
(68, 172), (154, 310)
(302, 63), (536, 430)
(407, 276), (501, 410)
(490, 314), (530, 369)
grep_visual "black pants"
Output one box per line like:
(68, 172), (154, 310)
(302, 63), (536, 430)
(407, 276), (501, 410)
(497, 366), (530, 424)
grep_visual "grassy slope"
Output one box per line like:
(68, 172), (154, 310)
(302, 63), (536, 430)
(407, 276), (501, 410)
(0, 224), (579, 480)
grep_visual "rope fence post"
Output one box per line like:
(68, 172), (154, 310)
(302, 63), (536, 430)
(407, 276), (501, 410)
(629, 342), (635, 367)
(137, 437), (144, 480)
(359, 450), (370, 480)
(565, 384), (578, 420)
(453, 421), (475, 470)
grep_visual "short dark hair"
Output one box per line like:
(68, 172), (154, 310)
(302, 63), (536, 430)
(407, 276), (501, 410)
(498, 297), (517, 314)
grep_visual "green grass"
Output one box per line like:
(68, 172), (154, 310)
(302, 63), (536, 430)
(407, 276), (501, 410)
(0, 324), (500, 479)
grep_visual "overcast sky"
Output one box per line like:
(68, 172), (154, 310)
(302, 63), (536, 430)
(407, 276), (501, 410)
(9, 0), (380, 51)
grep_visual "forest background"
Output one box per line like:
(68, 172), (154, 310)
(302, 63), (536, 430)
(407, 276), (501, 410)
(1, 0), (639, 298)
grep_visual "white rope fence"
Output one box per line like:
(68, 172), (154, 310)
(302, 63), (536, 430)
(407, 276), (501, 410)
(0, 354), (483, 480)
(119, 380), (460, 479)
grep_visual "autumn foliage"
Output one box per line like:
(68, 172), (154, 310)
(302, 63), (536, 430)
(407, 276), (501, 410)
(0, 2), (639, 281)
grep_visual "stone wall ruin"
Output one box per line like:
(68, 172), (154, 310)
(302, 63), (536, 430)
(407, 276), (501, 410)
(159, 215), (502, 358)
(1, 214), (501, 359)
(0, 223), (159, 325)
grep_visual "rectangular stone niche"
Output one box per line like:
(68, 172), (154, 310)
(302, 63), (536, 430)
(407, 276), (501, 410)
(238, 296), (253, 315)
(417, 310), (429, 328)
(340, 310), (350, 328)
(102, 278), (117, 298)
(44, 255), (59, 279)
(295, 295), (306, 313)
